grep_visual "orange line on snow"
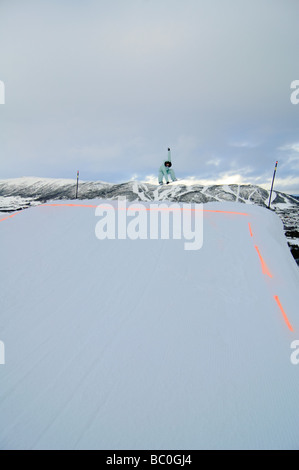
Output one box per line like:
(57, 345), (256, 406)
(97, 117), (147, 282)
(0, 213), (19, 223)
(248, 223), (253, 237)
(254, 245), (273, 278)
(274, 295), (294, 332)
(202, 209), (249, 216)
(0, 203), (250, 224)
(43, 203), (249, 216)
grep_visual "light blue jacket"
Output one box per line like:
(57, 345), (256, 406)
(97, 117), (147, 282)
(159, 149), (176, 183)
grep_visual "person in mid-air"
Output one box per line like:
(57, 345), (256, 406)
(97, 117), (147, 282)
(158, 148), (178, 185)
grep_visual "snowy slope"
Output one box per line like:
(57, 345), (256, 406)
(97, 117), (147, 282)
(0, 200), (299, 450)
(1, 177), (298, 266)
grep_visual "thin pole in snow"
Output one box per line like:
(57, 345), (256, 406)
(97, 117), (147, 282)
(76, 171), (79, 199)
(268, 161), (278, 209)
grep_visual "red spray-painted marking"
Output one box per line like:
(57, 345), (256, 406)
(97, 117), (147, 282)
(274, 295), (294, 332)
(254, 245), (273, 278)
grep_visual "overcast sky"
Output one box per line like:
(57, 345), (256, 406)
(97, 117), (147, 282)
(1, 0), (299, 193)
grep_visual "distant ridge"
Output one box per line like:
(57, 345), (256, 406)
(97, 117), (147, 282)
(0, 177), (298, 209)
(1, 177), (298, 265)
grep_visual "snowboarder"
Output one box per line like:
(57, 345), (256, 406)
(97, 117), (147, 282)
(158, 148), (177, 185)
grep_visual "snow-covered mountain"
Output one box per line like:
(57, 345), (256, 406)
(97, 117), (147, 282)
(0, 176), (298, 208)
(1, 177), (299, 265)
(1, 199), (299, 449)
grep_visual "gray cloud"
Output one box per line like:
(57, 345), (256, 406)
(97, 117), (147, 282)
(0, 0), (299, 192)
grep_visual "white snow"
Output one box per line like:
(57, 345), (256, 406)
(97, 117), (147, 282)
(0, 196), (40, 211)
(288, 238), (299, 246)
(0, 200), (299, 450)
(0, 176), (79, 187)
(132, 182), (149, 202)
(273, 202), (294, 210)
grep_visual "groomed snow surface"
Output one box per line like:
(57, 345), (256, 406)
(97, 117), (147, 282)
(0, 200), (299, 450)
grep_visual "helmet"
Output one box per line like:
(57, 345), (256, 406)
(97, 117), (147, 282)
(164, 161), (172, 168)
